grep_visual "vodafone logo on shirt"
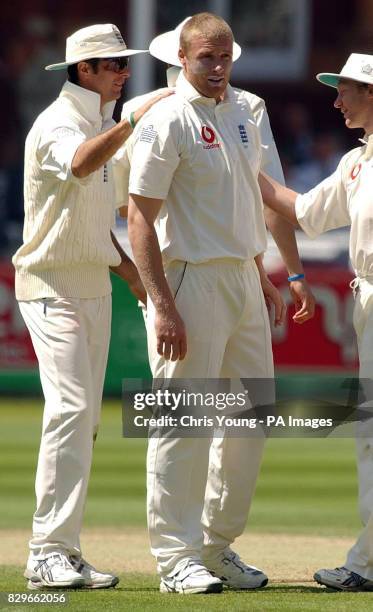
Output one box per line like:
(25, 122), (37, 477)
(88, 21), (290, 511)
(201, 125), (220, 150)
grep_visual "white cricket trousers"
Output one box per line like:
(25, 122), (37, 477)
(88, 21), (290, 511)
(345, 278), (373, 579)
(19, 296), (111, 559)
(146, 259), (274, 577)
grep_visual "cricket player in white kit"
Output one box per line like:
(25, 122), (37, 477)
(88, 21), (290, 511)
(260, 52), (373, 591)
(116, 18), (314, 320)
(12, 23), (171, 590)
(127, 13), (314, 594)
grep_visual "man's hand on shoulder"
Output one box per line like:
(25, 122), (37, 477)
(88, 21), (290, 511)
(132, 88), (175, 126)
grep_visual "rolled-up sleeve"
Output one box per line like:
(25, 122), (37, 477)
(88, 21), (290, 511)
(295, 159), (350, 238)
(37, 126), (91, 185)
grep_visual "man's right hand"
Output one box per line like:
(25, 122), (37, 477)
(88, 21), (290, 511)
(132, 88), (175, 126)
(155, 308), (187, 361)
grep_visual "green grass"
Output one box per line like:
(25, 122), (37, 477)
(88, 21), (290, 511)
(0, 399), (360, 534)
(1, 567), (373, 612)
(0, 398), (364, 611)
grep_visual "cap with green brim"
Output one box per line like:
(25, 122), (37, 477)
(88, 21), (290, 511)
(317, 53), (373, 89)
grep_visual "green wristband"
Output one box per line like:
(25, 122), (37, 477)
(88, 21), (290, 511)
(129, 112), (136, 129)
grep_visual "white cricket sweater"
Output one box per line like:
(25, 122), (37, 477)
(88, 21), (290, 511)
(13, 81), (121, 300)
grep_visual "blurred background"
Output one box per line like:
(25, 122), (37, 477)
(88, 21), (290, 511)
(1, 0), (371, 392)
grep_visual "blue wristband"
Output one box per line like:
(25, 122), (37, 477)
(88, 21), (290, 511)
(288, 273), (305, 282)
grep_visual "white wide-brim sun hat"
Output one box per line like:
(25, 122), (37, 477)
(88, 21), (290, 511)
(317, 53), (373, 89)
(149, 17), (241, 67)
(45, 23), (147, 71)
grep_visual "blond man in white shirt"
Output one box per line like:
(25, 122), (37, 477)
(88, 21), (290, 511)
(260, 53), (373, 592)
(127, 13), (314, 595)
(114, 18), (310, 326)
(116, 18), (314, 324)
(13, 23), (171, 590)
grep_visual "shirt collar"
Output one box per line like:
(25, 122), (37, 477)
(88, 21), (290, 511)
(175, 70), (234, 107)
(59, 81), (116, 124)
(362, 133), (373, 161)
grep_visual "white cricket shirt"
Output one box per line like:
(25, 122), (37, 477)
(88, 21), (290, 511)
(128, 72), (268, 264)
(114, 83), (284, 207)
(13, 81), (121, 300)
(295, 135), (373, 278)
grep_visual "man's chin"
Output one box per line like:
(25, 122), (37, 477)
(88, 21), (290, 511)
(113, 86), (124, 97)
(344, 118), (356, 129)
(204, 84), (226, 99)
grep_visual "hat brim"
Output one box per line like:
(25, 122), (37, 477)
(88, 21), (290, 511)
(149, 31), (241, 67)
(45, 49), (148, 71)
(316, 73), (341, 88)
(316, 71), (373, 89)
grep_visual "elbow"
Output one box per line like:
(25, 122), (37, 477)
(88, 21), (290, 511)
(71, 160), (90, 179)
(127, 203), (137, 229)
(263, 204), (283, 231)
(127, 205), (142, 242)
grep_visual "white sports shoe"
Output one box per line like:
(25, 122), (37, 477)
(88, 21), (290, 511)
(314, 566), (373, 591)
(69, 556), (119, 589)
(204, 548), (268, 589)
(25, 553), (85, 589)
(160, 561), (223, 594)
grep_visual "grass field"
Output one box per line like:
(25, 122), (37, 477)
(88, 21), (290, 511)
(0, 398), (370, 611)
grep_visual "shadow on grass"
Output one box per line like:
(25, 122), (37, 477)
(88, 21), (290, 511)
(113, 584), (337, 594)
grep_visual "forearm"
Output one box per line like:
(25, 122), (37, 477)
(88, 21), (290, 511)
(128, 209), (175, 314)
(259, 172), (299, 227)
(110, 230), (138, 283)
(264, 208), (304, 275)
(254, 253), (267, 280)
(72, 88), (174, 179)
(263, 201), (315, 323)
(72, 119), (132, 178)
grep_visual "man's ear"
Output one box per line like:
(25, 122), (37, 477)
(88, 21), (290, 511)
(77, 61), (91, 77)
(178, 48), (186, 68)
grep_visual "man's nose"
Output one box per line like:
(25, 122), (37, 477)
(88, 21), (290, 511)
(212, 62), (225, 72)
(334, 93), (342, 108)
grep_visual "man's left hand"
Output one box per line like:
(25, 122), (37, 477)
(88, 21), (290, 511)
(289, 279), (315, 324)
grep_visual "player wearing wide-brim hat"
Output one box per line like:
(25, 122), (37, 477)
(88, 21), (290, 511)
(14, 22), (172, 592)
(259, 53), (373, 591)
(45, 23), (147, 71)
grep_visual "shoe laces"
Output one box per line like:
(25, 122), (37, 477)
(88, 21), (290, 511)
(70, 556), (93, 572)
(45, 553), (74, 571)
(222, 549), (257, 574)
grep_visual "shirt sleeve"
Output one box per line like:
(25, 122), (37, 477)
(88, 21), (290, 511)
(112, 140), (131, 207)
(247, 93), (285, 185)
(295, 159), (350, 238)
(37, 125), (91, 186)
(128, 107), (181, 200)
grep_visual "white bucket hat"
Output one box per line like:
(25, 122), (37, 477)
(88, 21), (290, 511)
(45, 23), (147, 71)
(149, 17), (241, 67)
(317, 53), (373, 89)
